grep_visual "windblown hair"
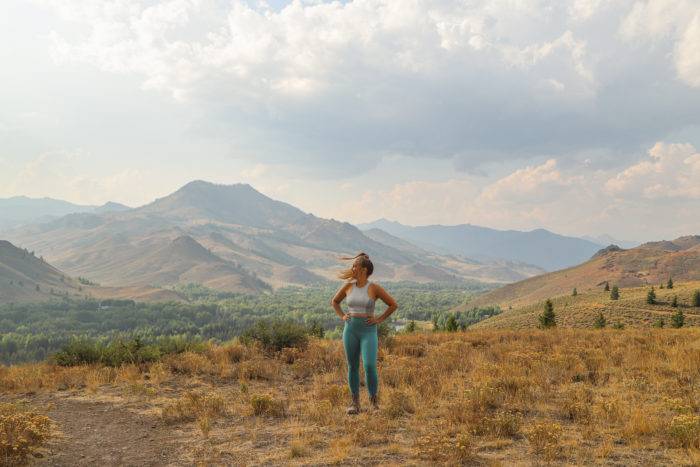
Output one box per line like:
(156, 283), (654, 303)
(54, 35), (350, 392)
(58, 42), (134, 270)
(338, 252), (374, 281)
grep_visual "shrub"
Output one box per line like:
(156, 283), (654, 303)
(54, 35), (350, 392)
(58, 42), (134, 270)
(610, 285), (619, 300)
(666, 414), (700, 448)
(612, 322), (625, 329)
(241, 319), (309, 352)
(405, 320), (417, 333)
(693, 290), (700, 307)
(653, 317), (665, 328)
(572, 288), (577, 296)
(538, 299), (556, 329)
(647, 287), (656, 305)
(667, 277), (674, 289)
(671, 309), (685, 328)
(0, 403), (52, 464)
(445, 315), (459, 332)
(671, 295), (678, 308)
(604, 282), (610, 292)
(250, 394), (287, 418)
(526, 421), (562, 460)
(592, 312), (606, 329)
(161, 391), (226, 424)
(307, 320), (325, 339)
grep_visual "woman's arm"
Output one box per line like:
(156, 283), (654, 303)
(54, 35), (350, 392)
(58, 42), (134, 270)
(330, 283), (351, 321)
(366, 283), (398, 325)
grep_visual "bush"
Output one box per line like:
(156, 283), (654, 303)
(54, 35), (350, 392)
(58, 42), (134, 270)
(653, 317), (665, 328)
(593, 312), (606, 329)
(612, 322), (625, 330)
(671, 295), (678, 308)
(241, 319), (309, 352)
(0, 403), (52, 464)
(404, 320), (417, 333)
(572, 288), (577, 296)
(671, 309), (685, 328)
(693, 290), (700, 307)
(250, 394), (287, 418)
(307, 319), (325, 339)
(538, 299), (556, 329)
(445, 315), (459, 332)
(610, 285), (620, 300)
(667, 277), (674, 289)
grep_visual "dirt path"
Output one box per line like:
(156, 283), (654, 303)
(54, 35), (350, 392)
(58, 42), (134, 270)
(3, 390), (192, 466)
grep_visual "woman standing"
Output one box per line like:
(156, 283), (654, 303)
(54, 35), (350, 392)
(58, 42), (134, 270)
(330, 252), (398, 414)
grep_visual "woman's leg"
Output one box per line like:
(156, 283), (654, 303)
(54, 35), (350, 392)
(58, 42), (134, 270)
(360, 325), (379, 397)
(342, 321), (361, 396)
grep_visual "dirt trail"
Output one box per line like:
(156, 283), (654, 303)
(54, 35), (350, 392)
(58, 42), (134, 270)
(6, 391), (191, 466)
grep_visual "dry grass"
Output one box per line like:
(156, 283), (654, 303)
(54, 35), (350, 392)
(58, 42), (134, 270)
(0, 402), (52, 464)
(4, 328), (700, 464)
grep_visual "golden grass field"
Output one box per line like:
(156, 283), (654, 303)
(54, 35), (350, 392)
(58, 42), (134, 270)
(472, 280), (700, 329)
(3, 325), (700, 465)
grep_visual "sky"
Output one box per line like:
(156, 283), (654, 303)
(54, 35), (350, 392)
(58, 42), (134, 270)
(1, 0), (700, 242)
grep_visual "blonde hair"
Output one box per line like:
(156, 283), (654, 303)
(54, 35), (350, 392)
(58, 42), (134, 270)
(338, 252), (374, 280)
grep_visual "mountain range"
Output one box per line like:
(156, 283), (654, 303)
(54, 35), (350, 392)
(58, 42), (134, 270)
(459, 235), (700, 310)
(357, 218), (615, 271)
(0, 181), (545, 296)
(0, 196), (130, 230)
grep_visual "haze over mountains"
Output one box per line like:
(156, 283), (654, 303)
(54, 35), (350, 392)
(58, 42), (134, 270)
(0, 181), (546, 296)
(0, 196), (130, 230)
(357, 218), (614, 271)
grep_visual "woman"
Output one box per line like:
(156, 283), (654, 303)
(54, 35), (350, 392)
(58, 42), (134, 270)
(330, 252), (398, 414)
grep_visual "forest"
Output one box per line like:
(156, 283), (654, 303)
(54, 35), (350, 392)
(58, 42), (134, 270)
(0, 281), (499, 364)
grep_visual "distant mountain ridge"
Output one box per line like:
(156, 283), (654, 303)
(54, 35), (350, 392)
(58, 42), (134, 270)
(0, 196), (130, 229)
(2, 181), (545, 293)
(459, 235), (700, 310)
(357, 218), (605, 271)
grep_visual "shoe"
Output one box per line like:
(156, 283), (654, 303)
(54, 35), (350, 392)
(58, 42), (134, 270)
(346, 393), (360, 415)
(369, 394), (379, 411)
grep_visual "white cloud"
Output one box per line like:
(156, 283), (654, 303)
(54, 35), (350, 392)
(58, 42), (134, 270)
(605, 142), (700, 199)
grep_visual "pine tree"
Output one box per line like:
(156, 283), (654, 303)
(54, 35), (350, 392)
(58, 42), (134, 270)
(671, 308), (685, 328)
(593, 312), (606, 329)
(667, 277), (674, 289)
(671, 295), (678, 308)
(572, 288), (577, 296)
(445, 315), (459, 332)
(604, 282), (610, 292)
(538, 299), (556, 328)
(693, 290), (700, 308)
(646, 287), (656, 305)
(610, 285), (620, 300)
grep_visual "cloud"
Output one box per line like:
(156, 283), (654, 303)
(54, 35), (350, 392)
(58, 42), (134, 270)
(340, 141), (700, 239)
(34, 0), (700, 177)
(605, 142), (700, 199)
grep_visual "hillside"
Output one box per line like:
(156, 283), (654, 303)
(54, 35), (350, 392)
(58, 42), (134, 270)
(471, 280), (700, 329)
(461, 235), (700, 310)
(2, 181), (544, 292)
(3, 329), (700, 465)
(358, 218), (604, 271)
(0, 239), (186, 303)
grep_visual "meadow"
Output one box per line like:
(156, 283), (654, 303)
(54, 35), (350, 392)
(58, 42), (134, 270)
(3, 327), (700, 465)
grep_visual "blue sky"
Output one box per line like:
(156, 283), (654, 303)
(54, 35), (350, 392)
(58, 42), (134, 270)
(1, 0), (700, 241)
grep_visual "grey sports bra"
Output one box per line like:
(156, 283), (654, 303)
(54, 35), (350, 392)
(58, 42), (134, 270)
(346, 281), (376, 316)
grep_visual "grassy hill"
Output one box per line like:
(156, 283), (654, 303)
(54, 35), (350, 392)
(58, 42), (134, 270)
(471, 280), (700, 329)
(3, 329), (700, 465)
(461, 235), (700, 310)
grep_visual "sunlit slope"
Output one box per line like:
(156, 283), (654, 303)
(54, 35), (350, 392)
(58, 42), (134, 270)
(471, 280), (700, 329)
(459, 236), (700, 310)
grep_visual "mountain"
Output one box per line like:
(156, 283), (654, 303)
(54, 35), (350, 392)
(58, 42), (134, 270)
(357, 219), (605, 271)
(581, 234), (639, 249)
(2, 181), (545, 293)
(0, 196), (131, 229)
(459, 235), (700, 310)
(0, 239), (184, 303)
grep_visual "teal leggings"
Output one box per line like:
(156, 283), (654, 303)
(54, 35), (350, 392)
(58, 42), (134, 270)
(342, 317), (378, 396)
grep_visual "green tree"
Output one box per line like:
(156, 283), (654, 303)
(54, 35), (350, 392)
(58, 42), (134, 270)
(646, 287), (656, 305)
(445, 315), (459, 332)
(671, 295), (678, 308)
(538, 299), (556, 329)
(593, 312), (606, 329)
(693, 290), (700, 307)
(572, 288), (577, 296)
(667, 277), (674, 289)
(604, 282), (610, 292)
(610, 285), (620, 300)
(405, 320), (417, 333)
(671, 309), (685, 328)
